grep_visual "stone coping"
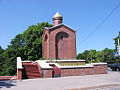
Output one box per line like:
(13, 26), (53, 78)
(46, 59), (86, 62)
(22, 61), (31, 62)
(19, 59), (107, 69)
(91, 63), (107, 65)
(49, 63), (94, 69)
(36, 61), (92, 69)
(36, 60), (53, 69)
(22, 59), (85, 62)
(17, 57), (23, 69)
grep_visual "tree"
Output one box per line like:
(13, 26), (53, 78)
(9, 22), (52, 61)
(77, 50), (90, 63)
(22, 22), (52, 60)
(96, 51), (104, 62)
(0, 22), (53, 76)
(1, 47), (17, 75)
(88, 49), (97, 63)
(77, 48), (115, 64)
(0, 46), (4, 54)
(0, 46), (4, 75)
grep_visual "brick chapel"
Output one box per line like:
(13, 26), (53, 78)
(43, 11), (76, 59)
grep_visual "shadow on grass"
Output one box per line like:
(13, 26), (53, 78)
(0, 80), (16, 88)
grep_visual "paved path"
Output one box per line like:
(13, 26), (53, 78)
(0, 71), (120, 90)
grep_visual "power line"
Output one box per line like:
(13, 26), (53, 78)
(80, 1), (120, 45)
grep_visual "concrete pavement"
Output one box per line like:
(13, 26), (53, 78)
(0, 70), (120, 90)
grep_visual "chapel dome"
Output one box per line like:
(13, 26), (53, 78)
(53, 11), (63, 20)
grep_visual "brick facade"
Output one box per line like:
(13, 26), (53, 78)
(17, 69), (22, 80)
(22, 62), (41, 79)
(43, 30), (49, 58)
(43, 11), (76, 59)
(42, 69), (53, 78)
(94, 64), (107, 74)
(61, 67), (94, 77)
(0, 76), (16, 81)
(61, 64), (107, 77)
(20, 62), (107, 79)
(21, 62), (53, 79)
(43, 24), (76, 59)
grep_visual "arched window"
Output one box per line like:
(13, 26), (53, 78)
(45, 34), (48, 41)
(55, 32), (69, 59)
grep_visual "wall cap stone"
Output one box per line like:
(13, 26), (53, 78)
(49, 63), (94, 69)
(17, 57), (23, 69)
(36, 60), (53, 69)
(39, 59), (85, 62)
(91, 63), (107, 65)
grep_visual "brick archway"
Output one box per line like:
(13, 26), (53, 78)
(55, 32), (69, 59)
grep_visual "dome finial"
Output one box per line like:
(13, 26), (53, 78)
(56, 7), (58, 12)
(53, 8), (63, 26)
(53, 8), (63, 20)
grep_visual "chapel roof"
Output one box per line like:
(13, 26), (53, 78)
(45, 24), (76, 32)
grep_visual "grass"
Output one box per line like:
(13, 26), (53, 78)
(58, 63), (85, 66)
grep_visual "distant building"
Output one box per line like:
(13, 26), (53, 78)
(43, 11), (76, 59)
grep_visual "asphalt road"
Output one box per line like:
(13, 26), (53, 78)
(0, 69), (120, 90)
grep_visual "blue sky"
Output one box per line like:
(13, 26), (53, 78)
(0, 0), (120, 54)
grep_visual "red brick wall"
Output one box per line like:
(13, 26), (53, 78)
(43, 25), (76, 59)
(42, 69), (52, 78)
(22, 62), (41, 79)
(22, 62), (53, 79)
(43, 30), (49, 58)
(17, 69), (22, 80)
(61, 64), (107, 77)
(94, 65), (107, 74)
(49, 25), (76, 59)
(61, 67), (94, 77)
(20, 62), (107, 79)
(0, 76), (17, 81)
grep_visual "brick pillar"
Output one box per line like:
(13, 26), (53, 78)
(17, 69), (22, 80)
(17, 57), (23, 80)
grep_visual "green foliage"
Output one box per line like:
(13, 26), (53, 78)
(77, 48), (116, 64)
(0, 46), (4, 75)
(0, 22), (52, 76)
(77, 50), (90, 63)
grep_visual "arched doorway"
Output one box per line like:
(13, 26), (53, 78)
(55, 32), (69, 59)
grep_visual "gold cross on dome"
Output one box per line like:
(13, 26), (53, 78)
(56, 7), (58, 12)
